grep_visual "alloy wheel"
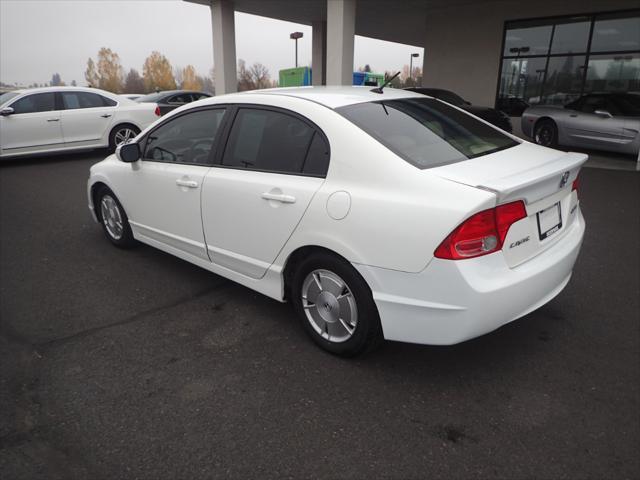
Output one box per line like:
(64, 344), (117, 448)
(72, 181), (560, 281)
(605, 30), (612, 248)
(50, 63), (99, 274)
(114, 127), (137, 146)
(100, 195), (124, 240)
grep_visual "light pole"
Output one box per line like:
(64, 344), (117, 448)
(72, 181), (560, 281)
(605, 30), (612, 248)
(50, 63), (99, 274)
(409, 53), (420, 83)
(290, 32), (303, 68)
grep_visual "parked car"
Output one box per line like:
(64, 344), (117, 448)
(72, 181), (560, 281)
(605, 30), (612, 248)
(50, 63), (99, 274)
(136, 90), (212, 115)
(406, 87), (513, 132)
(496, 96), (530, 117)
(522, 93), (640, 155)
(0, 87), (160, 159)
(88, 86), (586, 356)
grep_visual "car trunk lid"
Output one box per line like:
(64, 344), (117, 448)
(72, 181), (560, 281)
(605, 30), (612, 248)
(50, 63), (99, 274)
(431, 142), (587, 267)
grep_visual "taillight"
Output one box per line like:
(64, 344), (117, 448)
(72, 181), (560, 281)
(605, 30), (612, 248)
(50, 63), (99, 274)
(572, 176), (579, 193)
(434, 201), (527, 260)
(154, 105), (161, 116)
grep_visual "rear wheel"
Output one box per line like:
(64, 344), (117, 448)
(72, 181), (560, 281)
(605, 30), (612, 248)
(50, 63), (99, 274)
(534, 119), (558, 148)
(96, 186), (136, 248)
(291, 252), (382, 357)
(109, 124), (140, 151)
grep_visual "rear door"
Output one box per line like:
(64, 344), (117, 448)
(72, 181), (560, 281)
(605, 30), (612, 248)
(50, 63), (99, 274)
(201, 106), (330, 278)
(0, 92), (63, 154)
(59, 91), (117, 145)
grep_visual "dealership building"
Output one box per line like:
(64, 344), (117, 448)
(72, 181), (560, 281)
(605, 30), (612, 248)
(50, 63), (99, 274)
(186, 0), (639, 116)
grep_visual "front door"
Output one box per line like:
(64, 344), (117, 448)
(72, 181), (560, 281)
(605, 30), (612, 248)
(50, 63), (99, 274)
(0, 92), (63, 155)
(118, 107), (228, 260)
(564, 95), (625, 149)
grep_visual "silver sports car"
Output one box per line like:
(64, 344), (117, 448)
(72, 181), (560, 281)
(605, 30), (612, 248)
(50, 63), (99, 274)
(521, 93), (640, 155)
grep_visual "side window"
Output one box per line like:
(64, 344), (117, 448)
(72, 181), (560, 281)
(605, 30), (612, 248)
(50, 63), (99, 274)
(302, 132), (330, 176)
(143, 108), (226, 164)
(580, 96), (607, 114)
(62, 92), (111, 110)
(222, 108), (316, 175)
(168, 94), (191, 104)
(11, 93), (56, 114)
(101, 95), (117, 107)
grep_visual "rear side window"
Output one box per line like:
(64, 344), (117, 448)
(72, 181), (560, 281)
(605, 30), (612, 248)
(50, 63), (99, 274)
(337, 98), (518, 169)
(11, 93), (56, 114)
(62, 92), (115, 109)
(222, 108), (327, 176)
(168, 94), (192, 104)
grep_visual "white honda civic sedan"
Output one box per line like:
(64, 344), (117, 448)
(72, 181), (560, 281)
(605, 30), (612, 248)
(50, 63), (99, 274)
(0, 86), (160, 159)
(87, 86), (586, 356)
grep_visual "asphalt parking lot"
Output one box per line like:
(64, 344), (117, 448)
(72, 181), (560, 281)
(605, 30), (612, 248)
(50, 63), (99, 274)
(1, 151), (639, 480)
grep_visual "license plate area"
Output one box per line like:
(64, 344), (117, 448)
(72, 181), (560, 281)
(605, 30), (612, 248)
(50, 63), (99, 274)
(536, 202), (562, 240)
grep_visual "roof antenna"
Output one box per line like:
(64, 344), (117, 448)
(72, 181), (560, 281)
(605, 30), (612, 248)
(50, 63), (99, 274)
(371, 71), (400, 94)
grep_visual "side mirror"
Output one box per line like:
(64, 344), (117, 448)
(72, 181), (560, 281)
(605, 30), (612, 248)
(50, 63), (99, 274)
(116, 142), (141, 163)
(0, 107), (14, 116)
(594, 110), (613, 118)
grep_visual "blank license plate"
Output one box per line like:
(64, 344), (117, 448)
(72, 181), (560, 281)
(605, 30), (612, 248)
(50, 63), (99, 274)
(536, 202), (562, 240)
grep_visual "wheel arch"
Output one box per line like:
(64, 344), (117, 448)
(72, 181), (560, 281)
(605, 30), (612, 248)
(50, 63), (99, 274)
(534, 116), (557, 132)
(281, 245), (367, 301)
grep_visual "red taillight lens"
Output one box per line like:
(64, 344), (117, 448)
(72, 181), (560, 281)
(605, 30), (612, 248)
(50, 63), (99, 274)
(434, 201), (527, 260)
(572, 176), (579, 193)
(154, 105), (161, 116)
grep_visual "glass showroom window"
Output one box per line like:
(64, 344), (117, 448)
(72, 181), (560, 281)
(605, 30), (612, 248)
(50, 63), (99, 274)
(496, 10), (640, 116)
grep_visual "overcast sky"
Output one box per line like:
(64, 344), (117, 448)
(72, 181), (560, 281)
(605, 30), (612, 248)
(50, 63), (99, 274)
(0, 0), (423, 87)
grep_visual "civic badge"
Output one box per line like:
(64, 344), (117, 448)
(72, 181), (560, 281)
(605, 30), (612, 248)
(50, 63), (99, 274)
(559, 171), (570, 189)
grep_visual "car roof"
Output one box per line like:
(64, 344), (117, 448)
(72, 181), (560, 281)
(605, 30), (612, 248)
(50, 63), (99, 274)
(3, 86), (119, 97)
(209, 86), (427, 109)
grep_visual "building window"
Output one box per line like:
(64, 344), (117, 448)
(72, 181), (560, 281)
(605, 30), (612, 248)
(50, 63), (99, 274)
(496, 10), (640, 116)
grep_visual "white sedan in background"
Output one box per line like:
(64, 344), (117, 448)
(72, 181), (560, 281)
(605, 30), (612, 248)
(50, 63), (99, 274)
(0, 86), (160, 159)
(87, 87), (586, 356)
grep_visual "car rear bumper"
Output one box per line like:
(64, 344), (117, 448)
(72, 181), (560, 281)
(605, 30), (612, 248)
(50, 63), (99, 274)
(354, 209), (585, 345)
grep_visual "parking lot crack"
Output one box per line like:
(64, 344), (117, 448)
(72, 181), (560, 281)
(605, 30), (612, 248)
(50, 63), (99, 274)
(37, 282), (230, 349)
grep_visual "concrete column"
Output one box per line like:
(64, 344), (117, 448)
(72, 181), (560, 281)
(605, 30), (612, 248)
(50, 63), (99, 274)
(326, 0), (355, 85)
(312, 21), (327, 86)
(210, 0), (237, 95)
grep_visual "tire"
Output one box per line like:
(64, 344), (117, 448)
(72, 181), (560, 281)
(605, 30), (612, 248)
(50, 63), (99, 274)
(109, 124), (140, 152)
(291, 252), (382, 357)
(533, 119), (558, 148)
(95, 186), (136, 248)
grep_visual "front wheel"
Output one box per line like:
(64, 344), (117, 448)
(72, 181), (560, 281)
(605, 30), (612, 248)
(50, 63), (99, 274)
(534, 119), (558, 148)
(292, 252), (382, 357)
(96, 186), (136, 248)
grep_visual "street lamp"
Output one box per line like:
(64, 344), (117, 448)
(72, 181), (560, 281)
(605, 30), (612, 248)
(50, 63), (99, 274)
(409, 53), (420, 82)
(290, 31), (304, 68)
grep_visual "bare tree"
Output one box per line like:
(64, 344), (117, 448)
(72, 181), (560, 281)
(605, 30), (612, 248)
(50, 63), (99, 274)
(123, 69), (145, 93)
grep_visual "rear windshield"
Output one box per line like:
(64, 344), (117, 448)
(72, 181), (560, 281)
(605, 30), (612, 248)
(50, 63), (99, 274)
(337, 98), (519, 169)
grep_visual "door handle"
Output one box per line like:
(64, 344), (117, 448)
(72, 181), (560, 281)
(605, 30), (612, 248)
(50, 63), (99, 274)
(176, 179), (198, 188)
(47, 118), (59, 122)
(569, 114), (578, 117)
(261, 192), (296, 203)
(101, 114), (112, 118)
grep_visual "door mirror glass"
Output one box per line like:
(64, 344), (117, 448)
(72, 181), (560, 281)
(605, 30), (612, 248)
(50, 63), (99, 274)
(116, 142), (141, 163)
(0, 107), (14, 116)
(594, 109), (613, 118)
